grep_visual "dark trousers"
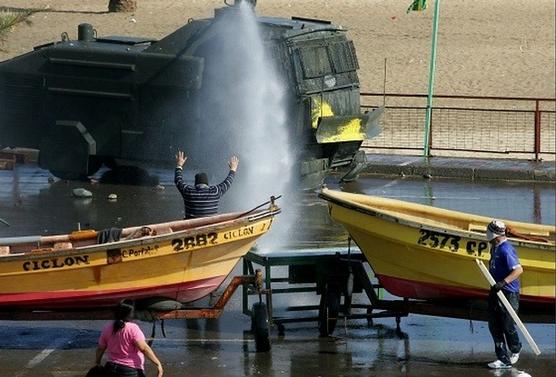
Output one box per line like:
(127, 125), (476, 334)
(105, 362), (146, 377)
(488, 290), (522, 364)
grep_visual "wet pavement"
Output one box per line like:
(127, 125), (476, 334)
(363, 153), (556, 182)
(0, 314), (555, 377)
(0, 164), (555, 377)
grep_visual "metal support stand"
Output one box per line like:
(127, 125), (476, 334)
(0, 276), (256, 321)
(242, 247), (408, 335)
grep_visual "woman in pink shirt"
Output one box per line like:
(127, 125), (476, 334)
(95, 300), (163, 377)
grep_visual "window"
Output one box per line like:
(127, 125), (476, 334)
(329, 41), (359, 73)
(298, 46), (332, 79)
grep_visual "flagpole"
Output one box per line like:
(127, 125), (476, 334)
(423, 0), (440, 157)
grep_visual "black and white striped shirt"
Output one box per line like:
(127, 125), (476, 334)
(174, 167), (235, 219)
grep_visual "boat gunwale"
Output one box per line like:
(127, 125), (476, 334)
(319, 190), (555, 251)
(0, 207), (280, 262)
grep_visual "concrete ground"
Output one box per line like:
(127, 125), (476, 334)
(362, 153), (555, 182)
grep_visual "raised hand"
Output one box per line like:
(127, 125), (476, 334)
(175, 150), (187, 168)
(229, 155), (239, 172)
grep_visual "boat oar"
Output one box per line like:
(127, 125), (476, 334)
(475, 259), (541, 355)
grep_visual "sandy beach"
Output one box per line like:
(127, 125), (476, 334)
(0, 0), (554, 98)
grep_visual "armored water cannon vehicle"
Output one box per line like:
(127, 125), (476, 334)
(0, 0), (381, 184)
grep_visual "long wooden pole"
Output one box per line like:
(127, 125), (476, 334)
(475, 259), (541, 355)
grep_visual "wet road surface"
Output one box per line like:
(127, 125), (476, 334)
(0, 309), (554, 377)
(0, 165), (554, 376)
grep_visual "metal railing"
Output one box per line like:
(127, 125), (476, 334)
(360, 93), (556, 160)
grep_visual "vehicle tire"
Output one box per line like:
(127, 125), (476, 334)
(49, 170), (88, 181)
(135, 297), (183, 311)
(318, 288), (340, 337)
(49, 156), (102, 180)
(87, 156), (103, 176)
(252, 302), (271, 352)
(103, 157), (118, 170)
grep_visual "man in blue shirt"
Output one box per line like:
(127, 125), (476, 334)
(486, 219), (523, 369)
(174, 150), (238, 219)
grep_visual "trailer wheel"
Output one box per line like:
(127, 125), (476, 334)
(366, 307), (374, 326)
(252, 302), (271, 352)
(318, 289), (340, 337)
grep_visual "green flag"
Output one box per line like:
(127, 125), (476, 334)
(407, 0), (427, 13)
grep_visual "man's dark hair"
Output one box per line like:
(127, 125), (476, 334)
(195, 173), (208, 186)
(113, 299), (134, 333)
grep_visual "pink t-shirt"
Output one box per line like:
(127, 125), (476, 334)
(99, 321), (146, 370)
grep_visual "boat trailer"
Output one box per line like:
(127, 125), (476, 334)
(242, 243), (554, 337)
(0, 272), (272, 352)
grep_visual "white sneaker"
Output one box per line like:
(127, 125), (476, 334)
(488, 359), (512, 369)
(510, 352), (520, 364)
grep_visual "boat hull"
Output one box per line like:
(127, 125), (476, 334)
(0, 215), (275, 309)
(375, 275), (554, 309)
(321, 190), (555, 310)
(0, 275), (226, 309)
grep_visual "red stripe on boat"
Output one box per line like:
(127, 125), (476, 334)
(0, 275), (226, 309)
(376, 274), (555, 306)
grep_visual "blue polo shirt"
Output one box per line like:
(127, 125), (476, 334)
(489, 240), (521, 293)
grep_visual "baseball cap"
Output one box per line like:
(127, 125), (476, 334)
(486, 219), (506, 241)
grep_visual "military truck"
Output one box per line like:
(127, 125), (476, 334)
(0, 0), (380, 184)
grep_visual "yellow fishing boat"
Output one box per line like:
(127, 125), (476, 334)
(319, 189), (555, 310)
(0, 202), (279, 309)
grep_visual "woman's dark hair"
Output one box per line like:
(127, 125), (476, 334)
(113, 299), (135, 334)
